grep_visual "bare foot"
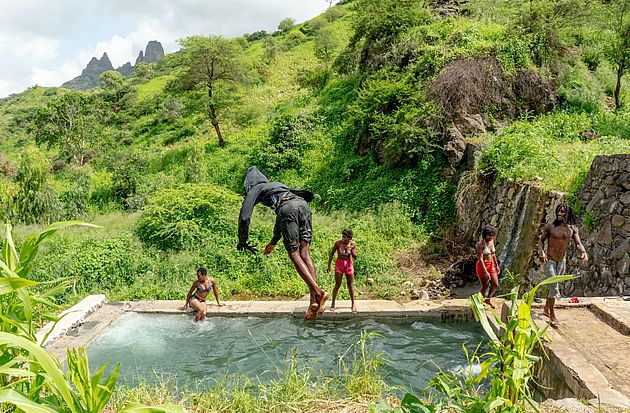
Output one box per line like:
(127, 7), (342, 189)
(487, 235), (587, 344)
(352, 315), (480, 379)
(549, 317), (559, 328)
(317, 292), (329, 316)
(329, 306), (336, 313)
(351, 304), (357, 313)
(304, 302), (318, 321)
(543, 309), (550, 318)
(485, 299), (496, 309)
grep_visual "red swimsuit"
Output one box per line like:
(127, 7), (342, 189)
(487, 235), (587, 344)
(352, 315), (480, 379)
(334, 243), (354, 275)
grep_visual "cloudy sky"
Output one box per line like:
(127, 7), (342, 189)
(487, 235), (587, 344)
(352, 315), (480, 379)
(0, 0), (334, 98)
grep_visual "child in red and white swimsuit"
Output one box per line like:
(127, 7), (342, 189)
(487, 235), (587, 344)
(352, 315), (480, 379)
(327, 229), (358, 313)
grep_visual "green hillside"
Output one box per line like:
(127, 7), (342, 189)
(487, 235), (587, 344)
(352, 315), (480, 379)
(0, 0), (629, 308)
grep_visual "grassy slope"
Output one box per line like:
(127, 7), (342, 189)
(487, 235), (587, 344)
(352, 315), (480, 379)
(1, 1), (629, 306)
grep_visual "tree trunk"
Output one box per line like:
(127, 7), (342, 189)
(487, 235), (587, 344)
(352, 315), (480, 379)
(615, 66), (623, 110)
(209, 103), (224, 147)
(207, 83), (224, 147)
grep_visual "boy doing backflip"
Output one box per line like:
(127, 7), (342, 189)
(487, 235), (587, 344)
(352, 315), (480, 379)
(327, 229), (358, 312)
(237, 166), (328, 320)
(538, 203), (588, 328)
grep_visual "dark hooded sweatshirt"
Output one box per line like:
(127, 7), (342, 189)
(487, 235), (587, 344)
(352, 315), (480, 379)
(238, 166), (315, 246)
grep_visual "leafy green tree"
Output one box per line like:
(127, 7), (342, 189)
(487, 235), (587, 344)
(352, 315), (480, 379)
(313, 27), (339, 64)
(512, 0), (593, 66)
(605, 0), (630, 109)
(14, 148), (59, 224)
(278, 17), (296, 32)
(30, 91), (105, 165)
(173, 36), (246, 147)
(344, 0), (429, 71)
(263, 36), (279, 63)
(99, 70), (131, 113)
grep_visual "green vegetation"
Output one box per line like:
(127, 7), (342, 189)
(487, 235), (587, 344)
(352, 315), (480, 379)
(374, 276), (575, 413)
(1, 0), (630, 409)
(0, 222), (180, 412)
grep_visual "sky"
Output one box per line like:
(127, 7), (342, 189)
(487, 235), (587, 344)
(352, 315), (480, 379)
(0, 0), (335, 98)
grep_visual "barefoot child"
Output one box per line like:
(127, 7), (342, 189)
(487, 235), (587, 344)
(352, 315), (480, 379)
(476, 225), (500, 309)
(327, 229), (358, 313)
(179, 267), (224, 322)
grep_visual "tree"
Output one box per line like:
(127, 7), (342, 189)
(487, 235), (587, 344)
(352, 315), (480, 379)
(344, 0), (430, 71)
(30, 91), (104, 165)
(99, 70), (131, 113)
(606, 0), (630, 109)
(278, 17), (296, 33)
(313, 27), (339, 64)
(174, 36), (246, 147)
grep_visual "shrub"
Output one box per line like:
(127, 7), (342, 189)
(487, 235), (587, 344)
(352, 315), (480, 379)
(557, 61), (606, 113)
(14, 147), (59, 224)
(345, 68), (440, 165)
(136, 184), (241, 251)
(32, 233), (149, 299)
(250, 112), (316, 173)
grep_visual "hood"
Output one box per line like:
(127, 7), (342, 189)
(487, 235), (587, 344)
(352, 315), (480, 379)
(243, 166), (269, 194)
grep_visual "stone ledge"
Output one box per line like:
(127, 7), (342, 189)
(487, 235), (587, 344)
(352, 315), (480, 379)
(35, 294), (107, 347)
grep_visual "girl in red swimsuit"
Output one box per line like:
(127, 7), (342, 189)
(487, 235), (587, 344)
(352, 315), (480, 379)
(476, 225), (500, 308)
(327, 229), (358, 313)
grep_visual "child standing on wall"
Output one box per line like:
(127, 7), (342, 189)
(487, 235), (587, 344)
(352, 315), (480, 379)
(327, 229), (358, 313)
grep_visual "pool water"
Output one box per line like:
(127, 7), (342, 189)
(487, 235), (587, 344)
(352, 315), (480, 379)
(87, 313), (487, 393)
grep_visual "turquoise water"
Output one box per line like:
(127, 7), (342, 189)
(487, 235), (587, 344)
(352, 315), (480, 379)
(87, 313), (486, 394)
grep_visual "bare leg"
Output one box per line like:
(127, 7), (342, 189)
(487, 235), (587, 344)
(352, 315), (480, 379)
(288, 247), (327, 319)
(546, 298), (558, 327)
(300, 241), (317, 307)
(479, 276), (489, 298)
(347, 274), (357, 313)
(190, 299), (207, 322)
(331, 272), (343, 311)
(486, 273), (499, 308)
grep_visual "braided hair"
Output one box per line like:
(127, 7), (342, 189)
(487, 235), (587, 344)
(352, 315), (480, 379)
(553, 203), (578, 226)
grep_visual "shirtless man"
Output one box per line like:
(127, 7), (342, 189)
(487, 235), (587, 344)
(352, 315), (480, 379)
(538, 203), (588, 328)
(237, 166), (328, 320)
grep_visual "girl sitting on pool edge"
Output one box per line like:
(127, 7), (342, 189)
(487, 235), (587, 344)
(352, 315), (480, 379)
(179, 267), (225, 322)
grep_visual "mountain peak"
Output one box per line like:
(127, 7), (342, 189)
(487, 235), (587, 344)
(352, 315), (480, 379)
(62, 40), (164, 90)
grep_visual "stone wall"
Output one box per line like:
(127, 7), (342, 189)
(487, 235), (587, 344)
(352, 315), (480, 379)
(456, 153), (629, 296)
(563, 154), (630, 296)
(456, 173), (559, 279)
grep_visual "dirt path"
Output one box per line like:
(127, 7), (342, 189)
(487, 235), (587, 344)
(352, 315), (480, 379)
(555, 307), (630, 396)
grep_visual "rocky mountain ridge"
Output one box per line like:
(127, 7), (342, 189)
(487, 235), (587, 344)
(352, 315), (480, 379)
(62, 40), (164, 90)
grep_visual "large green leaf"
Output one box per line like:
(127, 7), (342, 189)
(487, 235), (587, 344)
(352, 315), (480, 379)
(0, 388), (60, 413)
(0, 277), (39, 294)
(0, 332), (76, 412)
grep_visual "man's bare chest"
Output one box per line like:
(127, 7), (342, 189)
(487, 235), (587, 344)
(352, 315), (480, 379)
(550, 226), (572, 240)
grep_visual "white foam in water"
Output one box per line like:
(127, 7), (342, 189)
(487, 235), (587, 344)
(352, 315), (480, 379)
(88, 314), (487, 394)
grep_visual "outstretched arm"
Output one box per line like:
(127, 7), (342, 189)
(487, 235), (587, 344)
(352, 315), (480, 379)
(179, 283), (197, 310)
(572, 227), (588, 263)
(237, 192), (259, 253)
(211, 278), (224, 306)
(538, 224), (551, 263)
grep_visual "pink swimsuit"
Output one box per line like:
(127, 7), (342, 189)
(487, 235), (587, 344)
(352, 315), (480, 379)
(334, 243), (354, 275)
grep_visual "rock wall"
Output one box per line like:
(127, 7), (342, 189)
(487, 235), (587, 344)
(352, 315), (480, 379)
(456, 173), (557, 278)
(456, 153), (629, 296)
(563, 154), (630, 296)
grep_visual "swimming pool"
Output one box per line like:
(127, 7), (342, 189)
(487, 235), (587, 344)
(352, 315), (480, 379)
(87, 312), (487, 394)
